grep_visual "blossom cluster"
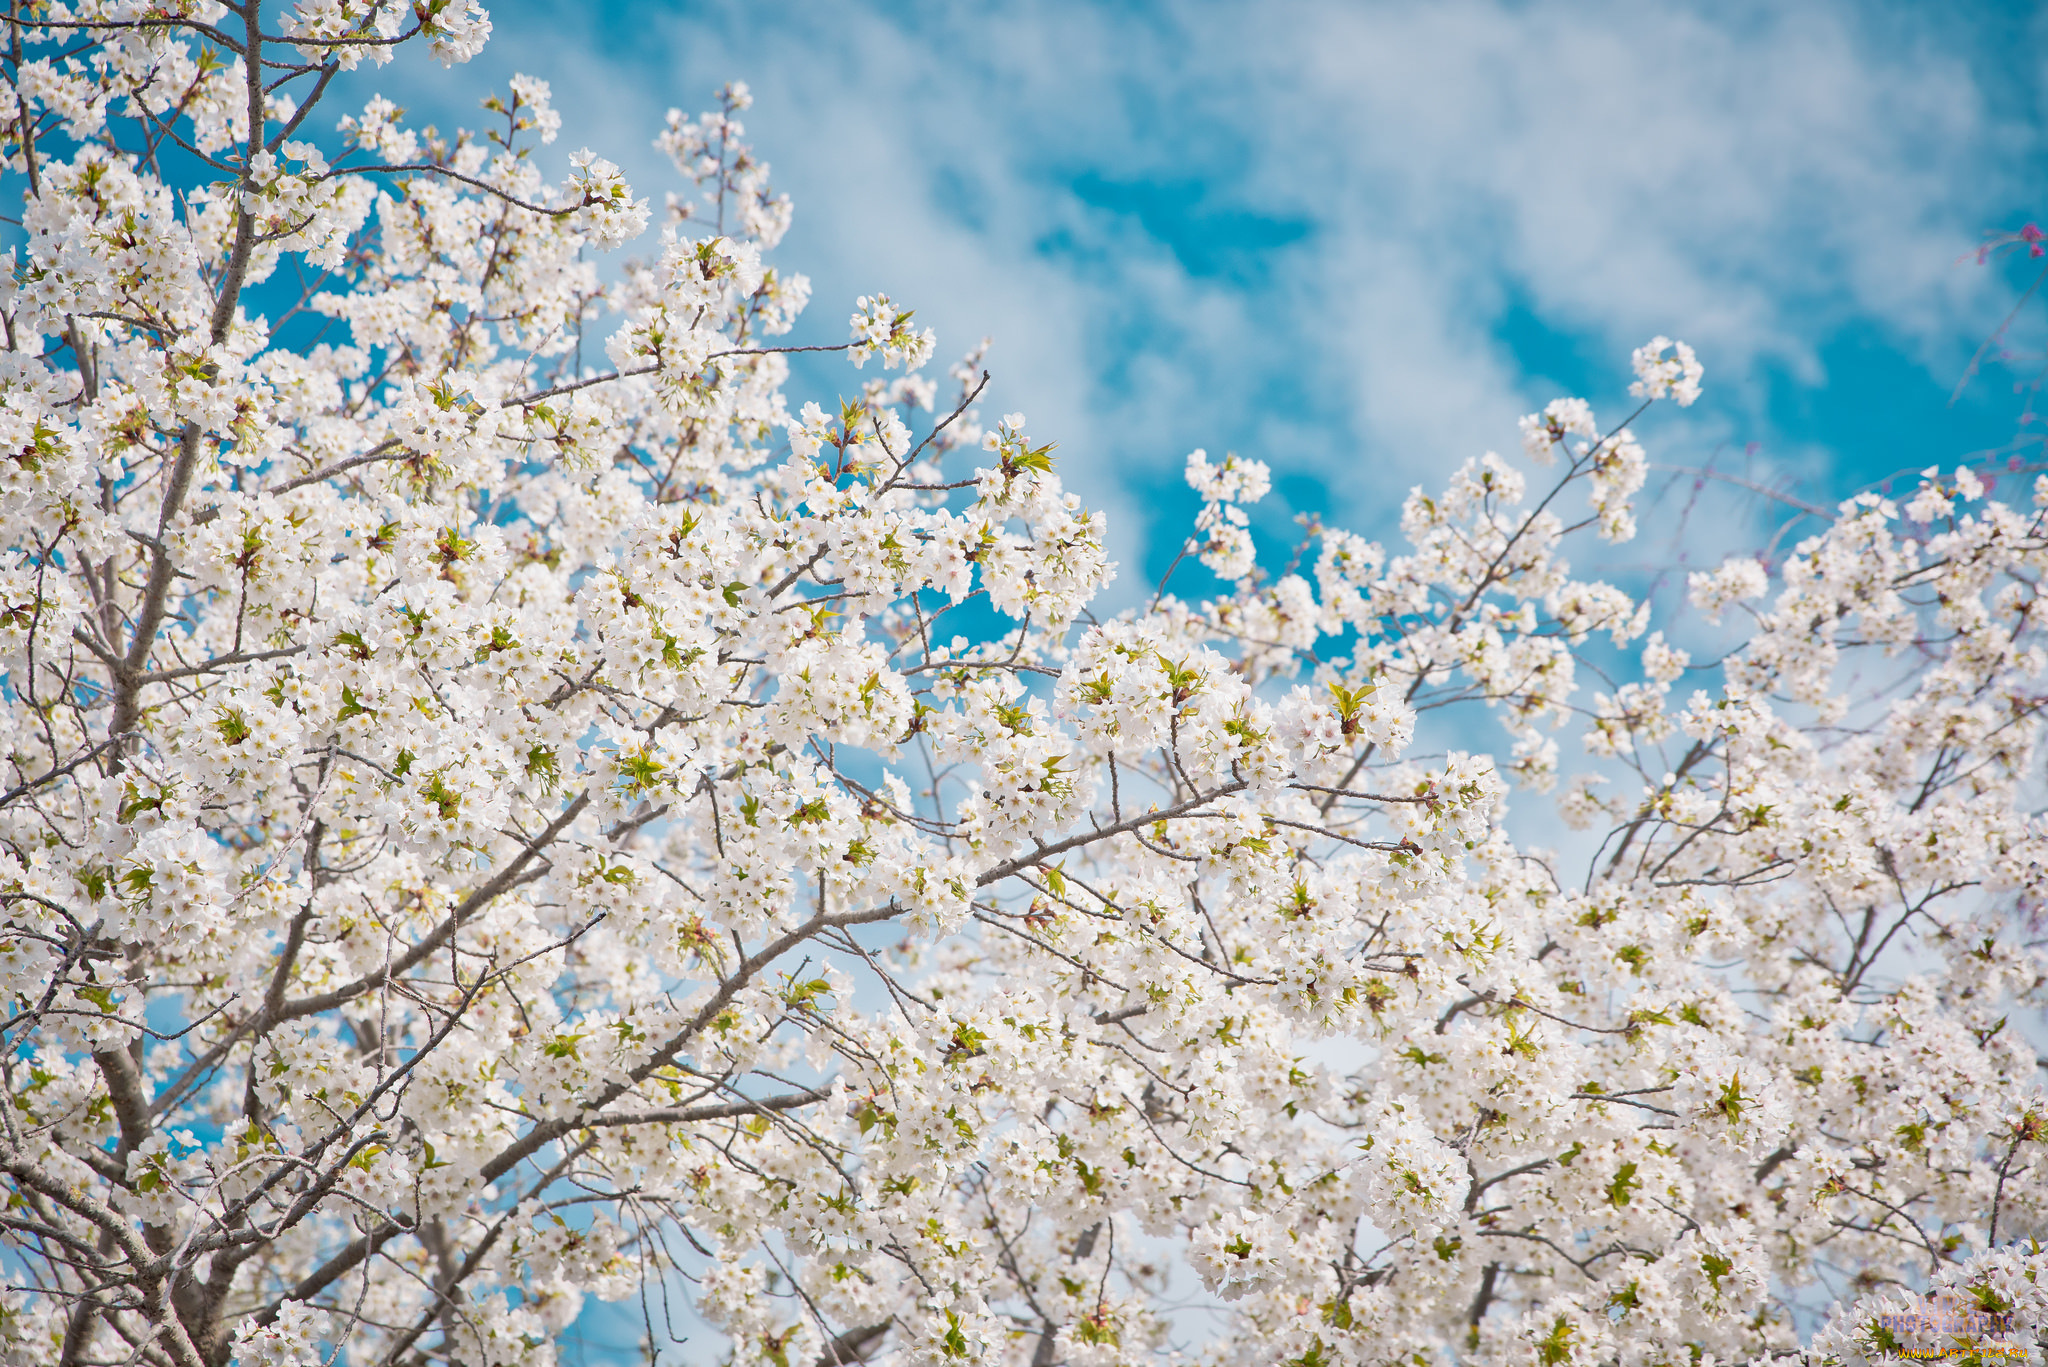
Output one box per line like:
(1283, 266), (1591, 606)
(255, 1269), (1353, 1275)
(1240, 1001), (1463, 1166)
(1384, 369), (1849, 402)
(0, 8), (2039, 1367)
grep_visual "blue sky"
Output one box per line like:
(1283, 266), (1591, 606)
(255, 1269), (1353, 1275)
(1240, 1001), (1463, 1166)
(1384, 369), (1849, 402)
(369, 0), (2048, 601)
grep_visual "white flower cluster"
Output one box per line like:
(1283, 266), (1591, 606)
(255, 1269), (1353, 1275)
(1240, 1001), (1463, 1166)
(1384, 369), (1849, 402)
(656, 81), (795, 249)
(0, 10), (2041, 1367)
(227, 1302), (331, 1367)
(1629, 334), (1705, 406)
(1184, 447), (1271, 581)
(849, 291), (937, 371)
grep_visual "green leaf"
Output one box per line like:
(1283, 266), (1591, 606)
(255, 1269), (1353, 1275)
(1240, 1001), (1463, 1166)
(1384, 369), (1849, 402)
(337, 686), (376, 722)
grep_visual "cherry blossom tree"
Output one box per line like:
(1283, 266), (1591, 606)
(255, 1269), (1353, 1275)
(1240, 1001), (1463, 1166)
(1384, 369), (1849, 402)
(0, 6), (2041, 1367)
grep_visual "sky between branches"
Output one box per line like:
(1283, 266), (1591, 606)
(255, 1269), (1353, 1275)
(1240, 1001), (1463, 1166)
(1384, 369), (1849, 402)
(373, 0), (2047, 597)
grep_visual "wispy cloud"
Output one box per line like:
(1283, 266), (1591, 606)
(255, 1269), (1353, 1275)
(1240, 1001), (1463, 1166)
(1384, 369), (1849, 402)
(375, 0), (2041, 583)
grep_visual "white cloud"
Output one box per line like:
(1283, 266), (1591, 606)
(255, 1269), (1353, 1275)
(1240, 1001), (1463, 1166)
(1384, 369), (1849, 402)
(1279, 2), (2011, 368)
(375, 0), (2035, 578)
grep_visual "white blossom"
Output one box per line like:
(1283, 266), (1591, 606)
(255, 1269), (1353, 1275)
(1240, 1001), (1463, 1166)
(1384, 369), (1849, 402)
(0, 12), (2040, 1367)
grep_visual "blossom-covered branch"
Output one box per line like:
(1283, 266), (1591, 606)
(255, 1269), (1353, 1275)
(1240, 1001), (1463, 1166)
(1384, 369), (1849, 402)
(0, 7), (2039, 1367)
